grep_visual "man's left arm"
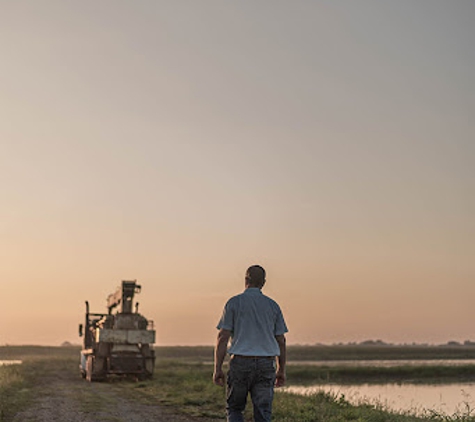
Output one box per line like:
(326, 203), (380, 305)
(275, 334), (286, 387)
(213, 328), (231, 387)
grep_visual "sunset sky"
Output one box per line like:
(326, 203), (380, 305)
(1, 1), (474, 346)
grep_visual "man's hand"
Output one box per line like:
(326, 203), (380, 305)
(275, 368), (286, 387)
(213, 329), (231, 387)
(213, 368), (225, 387)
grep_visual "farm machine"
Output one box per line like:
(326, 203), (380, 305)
(79, 280), (156, 381)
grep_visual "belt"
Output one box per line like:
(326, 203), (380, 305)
(232, 355), (275, 360)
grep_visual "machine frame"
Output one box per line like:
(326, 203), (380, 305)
(79, 280), (156, 381)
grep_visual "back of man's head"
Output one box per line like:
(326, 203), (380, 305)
(245, 265), (266, 288)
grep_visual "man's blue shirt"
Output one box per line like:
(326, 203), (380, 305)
(217, 287), (288, 356)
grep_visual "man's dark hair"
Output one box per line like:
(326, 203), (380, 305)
(245, 265), (266, 287)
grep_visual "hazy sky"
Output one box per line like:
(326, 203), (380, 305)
(1, 1), (474, 346)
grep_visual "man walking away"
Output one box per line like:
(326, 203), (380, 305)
(213, 265), (288, 422)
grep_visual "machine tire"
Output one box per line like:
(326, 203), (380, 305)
(86, 356), (106, 382)
(86, 355), (94, 382)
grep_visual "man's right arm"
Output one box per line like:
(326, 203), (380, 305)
(213, 328), (231, 387)
(275, 334), (287, 387)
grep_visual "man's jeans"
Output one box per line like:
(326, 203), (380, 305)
(226, 356), (276, 422)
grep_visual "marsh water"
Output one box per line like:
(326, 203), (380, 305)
(0, 360), (22, 366)
(285, 383), (475, 416)
(288, 359), (475, 367)
(287, 360), (475, 416)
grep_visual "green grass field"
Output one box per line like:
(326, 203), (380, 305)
(3, 343), (475, 362)
(130, 344), (475, 362)
(2, 345), (475, 421)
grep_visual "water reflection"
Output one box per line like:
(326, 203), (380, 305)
(0, 360), (22, 366)
(284, 383), (475, 416)
(289, 359), (475, 367)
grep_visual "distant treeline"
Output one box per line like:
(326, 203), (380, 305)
(332, 339), (475, 347)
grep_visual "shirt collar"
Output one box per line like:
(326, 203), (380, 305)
(244, 287), (262, 294)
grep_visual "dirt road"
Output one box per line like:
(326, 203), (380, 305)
(12, 365), (217, 422)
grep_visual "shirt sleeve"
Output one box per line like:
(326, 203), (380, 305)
(217, 299), (234, 331)
(274, 306), (288, 336)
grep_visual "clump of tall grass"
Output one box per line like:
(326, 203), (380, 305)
(273, 389), (431, 422)
(117, 360), (226, 419)
(421, 392), (475, 422)
(0, 364), (22, 387)
(0, 364), (28, 422)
